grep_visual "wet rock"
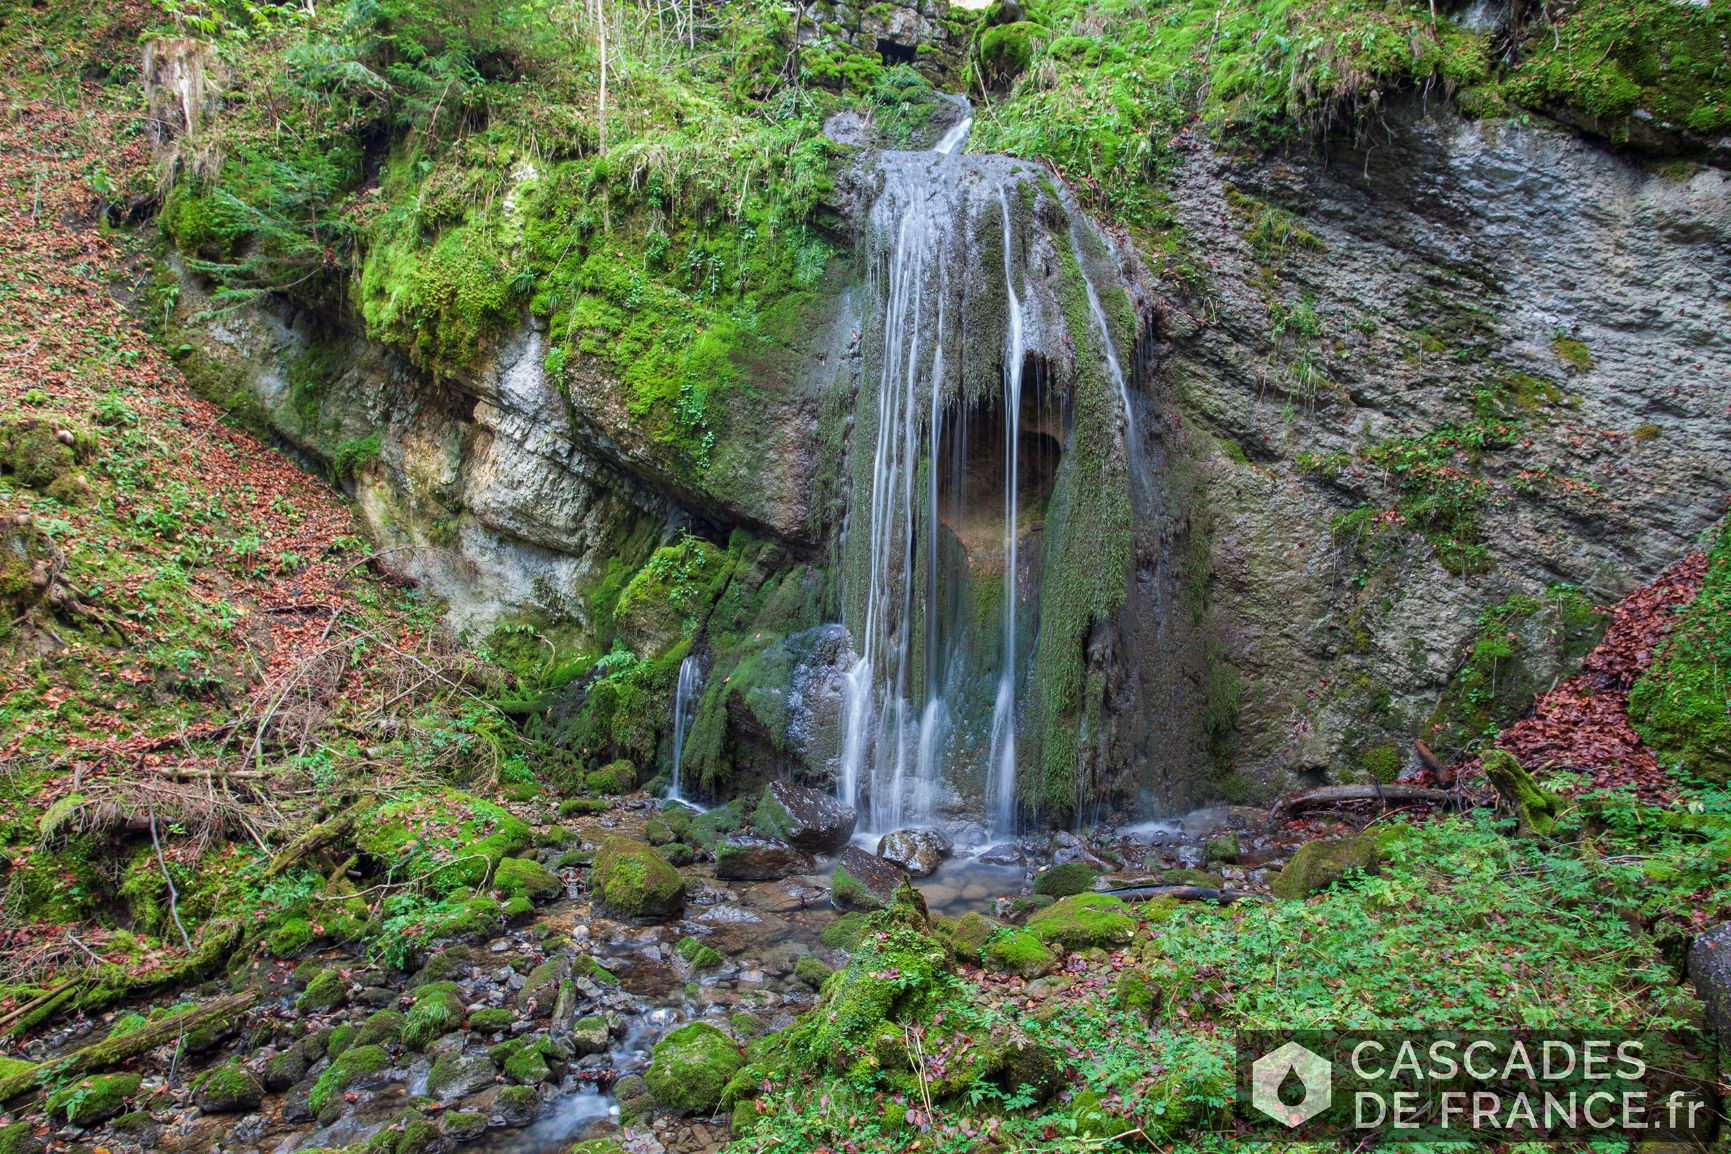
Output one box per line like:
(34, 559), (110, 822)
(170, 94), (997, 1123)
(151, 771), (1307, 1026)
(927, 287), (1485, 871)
(715, 835), (815, 881)
(832, 846), (909, 911)
(1175, 844), (1207, 871)
(752, 782), (857, 854)
(739, 878), (825, 913)
(613, 1073), (653, 1124)
(570, 1015), (610, 1056)
(262, 1041), (315, 1091)
(496, 1083), (540, 1125)
(441, 1110), (490, 1141)
(976, 843), (1024, 865)
(428, 1052), (498, 1102)
(1032, 861), (1098, 897)
(876, 828), (951, 876)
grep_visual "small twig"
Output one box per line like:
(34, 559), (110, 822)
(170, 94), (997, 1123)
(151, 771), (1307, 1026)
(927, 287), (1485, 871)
(149, 803), (193, 951)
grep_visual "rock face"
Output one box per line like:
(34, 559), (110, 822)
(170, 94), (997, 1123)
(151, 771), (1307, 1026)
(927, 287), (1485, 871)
(754, 782), (857, 854)
(1166, 102), (1731, 798)
(714, 835), (816, 881)
(876, 829), (952, 877)
(1686, 923), (1731, 1042)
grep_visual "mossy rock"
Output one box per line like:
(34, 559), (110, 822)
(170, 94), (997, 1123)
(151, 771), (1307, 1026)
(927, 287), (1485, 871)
(296, 967), (347, 1012)
(982, 928), (1057, 977)
(685, 798), (748, 852)
(468, 1007), (517, 1034)
(496, 1083), (540, 1124)
(591, 836), (685, 920)
(309, 1043), (393, 1116)
(500, 1041), (551, 1085)
(3, 424), (75, 489)
(645, 1022), (742, 1113)
(819, 911), (871, 951)
(426, 1051), (497, 1101)
(570, 1015), (610, 1055)
(495, 856), (563, 902)
(192, 1058), (263, 1113)
(585, 759), (637, 795)
(1115, 968), (1160, 1022)
(0, 1120), (39, 1154)
(945, 911), (999, 957)
(266, 916), (319, 958)
(1031, 861), (1097, 897)
(1270, 835), (1384, 900)
(45, 1072), (140, 1125)
(1203, 832), (1240, 864)
(354, 1008), (405, 1048)
(674, 935), (723, 971)
(441, 1111), (489, 1142)
(403, 983), (466, 1049)
(356, 789), (530, 896)
(558, 797), (610, 816)
(1025, 893), (1136, 951)
(793, 955), (834, 989)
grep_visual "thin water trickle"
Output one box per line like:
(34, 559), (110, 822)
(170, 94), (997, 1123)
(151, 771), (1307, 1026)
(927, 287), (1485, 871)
(985, 187), (1026, 841)
(667, 655), (703, 808)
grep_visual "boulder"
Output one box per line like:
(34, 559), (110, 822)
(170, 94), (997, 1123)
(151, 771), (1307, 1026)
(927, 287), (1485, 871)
(426, 1052), (497, 1102)
(592, 836), (686, 920)
(877, 828), (951, 877)
(644, 1022), (743, 1113)
(1687, 922), (1731, 1041)
(715, 835), (815, 881)
(831, 846), (910, 911)
(1025, 893), (1136, 951)
(1031, 861), (1097, 897)
(193, 1059), (264, 1113)
(753, 781), (857, 853)
(977, 843), (1024, 865)
(1270, 835), (1383, 900)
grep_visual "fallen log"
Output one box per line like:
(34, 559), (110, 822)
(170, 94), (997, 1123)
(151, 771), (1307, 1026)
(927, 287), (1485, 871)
(1268, 784), (1464, 826)
(0, 989), (258, 1104)
(1483, 749), (1731, 839)
(266, 795), (372, 878)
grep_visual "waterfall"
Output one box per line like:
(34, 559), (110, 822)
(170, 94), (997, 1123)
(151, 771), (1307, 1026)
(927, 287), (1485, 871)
(668, 655), (702, 807)
(984, 189), (1025, 838)
(834, 104), (1145, 839)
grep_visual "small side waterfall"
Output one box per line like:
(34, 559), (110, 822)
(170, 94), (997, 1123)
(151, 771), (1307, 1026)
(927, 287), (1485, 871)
(668, 655), (703, 807)
(835, 103), (1147, 839)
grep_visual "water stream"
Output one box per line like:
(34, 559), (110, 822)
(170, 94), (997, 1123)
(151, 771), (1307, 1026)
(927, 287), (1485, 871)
(667, 655), (703, 808)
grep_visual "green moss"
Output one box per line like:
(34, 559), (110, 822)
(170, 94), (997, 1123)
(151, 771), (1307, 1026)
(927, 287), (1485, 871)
(674, 935), (723, 971)
(493, 856), (562, 902)
(296, 967), (347, 1012)
(354, 1009), (405, 1048)
(46, 1072), (141, 1125)
(1550, 335), (1594, 371)
(585, 759), (637, 795)
(402, 983), (465, 1049)
(982, 928), (1057, 978)
(467, 1007), (516, 1034)
(309, 1043), (392, 1116)
(1031, 861), (1097, 898)
(1629, 519), (1731, 785)
(644, 1022), (743, 1113)
(819, 911), (871, 951)
(793, 955), (833, 989)
(1360, 744), (1402, 785)
(266, 916), (319, 958)
(591, 836), (685, 920)
(1024, 893), (1136, 952)
(3, 424), (75, 489)
(1114, 968), (1159, 1022)
(355, 789), (530, 896)
(192, 1058), (263, 1113)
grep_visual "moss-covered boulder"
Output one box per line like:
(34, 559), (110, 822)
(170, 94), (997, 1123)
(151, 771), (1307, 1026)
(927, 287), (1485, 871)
(0, 1120), (41, 1154)
(193, 1058), (264, 1113)
(356, 789), (530, 896)
(45, 1072), (140, 1125)
(570, 1015), (610, 1056)
(1270, 835), (1384, 899)
(309, 1044), (393, 1116)
(794, 955), (834, 988)
(426, 1051), (497, 1102)
(495, 856), (563, 902)
(585, 759), (637, 795)
(296, 967), (347, 1012)
(496, 1083), (540, 1124)
(2, 424), (75, 490)
(945, 911), (999, 957)
(1031, 861), (1098, 897)
(983, 928), (1058, 977)
(592, 836), (685, 920)
(819, 911), (871, 951)
(1025, 893), (1136, 951)
(644, 1022), (742, 1113)
(402, 982), (465, 1049)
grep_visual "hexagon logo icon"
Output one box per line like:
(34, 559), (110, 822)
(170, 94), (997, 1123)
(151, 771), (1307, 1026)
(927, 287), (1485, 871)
(1251, 1040), (1333, 1127)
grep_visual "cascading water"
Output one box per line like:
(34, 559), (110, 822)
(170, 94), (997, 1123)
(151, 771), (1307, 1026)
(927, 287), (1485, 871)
(667, 655), (702, 807)
(836, 104), (1147, 839)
